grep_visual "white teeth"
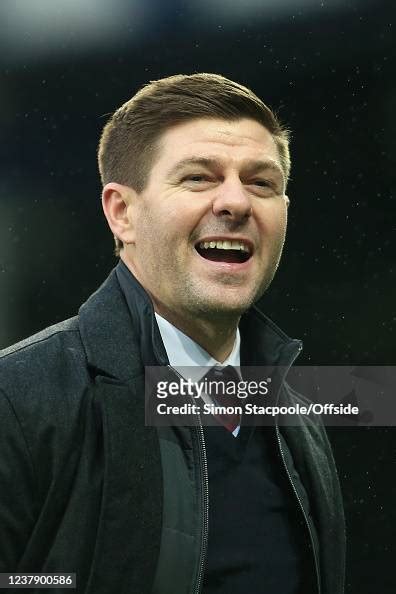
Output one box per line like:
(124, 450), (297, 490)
(199, 240), (250, 253)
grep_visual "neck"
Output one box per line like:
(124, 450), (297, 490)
(155, 305), (239, 363)
(119, 254), (239, 362)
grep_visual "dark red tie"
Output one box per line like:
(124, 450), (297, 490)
(202, 365), (242, 432)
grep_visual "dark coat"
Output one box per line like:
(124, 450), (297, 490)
(0, 267), (345, 594)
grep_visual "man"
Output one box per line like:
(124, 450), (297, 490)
(0, 74), (345, 593)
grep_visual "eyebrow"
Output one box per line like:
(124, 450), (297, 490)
(167, 157), (284, 180)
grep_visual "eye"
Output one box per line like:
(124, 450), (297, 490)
(252, 179), (271, 187)
(183, 174), (211, 183)
(248, 178), (280, 196)
(180, 173), (216, 190)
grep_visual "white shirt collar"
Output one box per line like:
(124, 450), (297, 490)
(155, 313), (241, 370)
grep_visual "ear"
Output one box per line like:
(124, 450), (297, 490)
(102, 182), (137, 246)
(284, 194), (290, 208)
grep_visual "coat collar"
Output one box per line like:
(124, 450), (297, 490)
(77, 267), (146, 388)
(77, 262), (302, 385)
(240, 305), (303, 368)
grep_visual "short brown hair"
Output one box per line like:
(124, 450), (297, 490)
(98, 73), (291, 256)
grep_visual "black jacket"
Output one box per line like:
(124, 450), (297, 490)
(0, 266), (345, 594)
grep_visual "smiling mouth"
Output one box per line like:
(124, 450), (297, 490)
(195, 240), (252, 264)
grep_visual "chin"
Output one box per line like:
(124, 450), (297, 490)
(195, 294), (255, 318)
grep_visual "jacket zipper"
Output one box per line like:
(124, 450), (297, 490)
(275, 424), (321, 594)
(167, 366), (209, 594)
(272, 341), (321, 594)
(193, 422), (209, 594)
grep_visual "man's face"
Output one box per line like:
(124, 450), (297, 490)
(122, 117), (289, 321)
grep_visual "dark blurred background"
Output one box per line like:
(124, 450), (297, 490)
(0, 0), (395, 591)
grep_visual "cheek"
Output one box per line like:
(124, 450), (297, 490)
(277, 210), (288, 236)
(257, 204), (288, 238)
(167, 203), (209, 239)
(136, 204), (165, 241)
(136, 208), (190, 252)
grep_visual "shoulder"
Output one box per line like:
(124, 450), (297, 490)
(0, 316), (89, 409)
(0, 316), (96, 481)
(0, 316), (83, 369)
(0, 316), (80, 357)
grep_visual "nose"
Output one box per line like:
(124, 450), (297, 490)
(212, 176), (252, 222)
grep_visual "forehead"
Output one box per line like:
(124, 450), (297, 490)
(154, 117), (281, 172)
